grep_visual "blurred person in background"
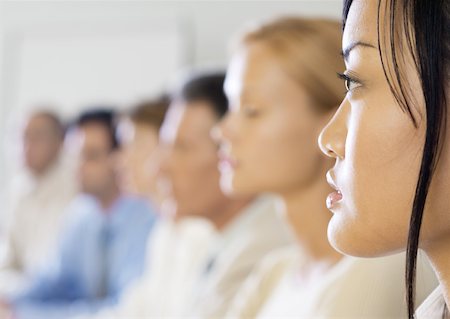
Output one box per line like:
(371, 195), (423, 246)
(216, 17), (437, 318)
(118, 96), (169, 207)
(82, 72), (292, 319)
(0, 109), (157, 319)
(0, 110), (77, 297)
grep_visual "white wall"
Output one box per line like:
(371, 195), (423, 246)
(0, 0), (343, 213)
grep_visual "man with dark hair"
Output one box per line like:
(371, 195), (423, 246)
(73, 109), (121, 207)
(83, 72), (292, 319)
(0, 108), (157, 319)
(0, 110), (77, 298)
(172, 72), (229, 117)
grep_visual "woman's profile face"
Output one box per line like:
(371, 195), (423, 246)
(218, 42), (333, 196)
(120, 119), (160, 197)
(319, 0), (450, 257)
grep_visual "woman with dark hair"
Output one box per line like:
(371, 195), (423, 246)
(318, 0), (449, 318)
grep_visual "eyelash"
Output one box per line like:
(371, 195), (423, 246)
(337, 72), (362, 93)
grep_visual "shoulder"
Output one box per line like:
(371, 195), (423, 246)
(246, 245), (299, 292)
(416, 286), (446, 319)
(117, 196), (158, 224)
(257, 246), (299, 273)
(314, 253), (409, 317)
(225, 246), (298, 319)
(214, 197), (293, 278)
(61, 195), (97, 225)
(114, 197), (159, 236)
(121, 196), (157, 216)
(235, 196), (294, 250)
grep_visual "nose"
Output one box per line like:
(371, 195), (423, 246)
(214, 112), (237, 146)
(210, 124), (222, 146)
(318, 101), (348, 160)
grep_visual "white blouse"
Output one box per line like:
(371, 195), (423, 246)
(416, 286), (448, 319)
(228, 248), (438, 318)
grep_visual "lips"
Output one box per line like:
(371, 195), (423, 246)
(219, 159), (235, 173)
(326, 190), (343, 209)
(218, 148), (238, 170)
(326, 170), (343, 209)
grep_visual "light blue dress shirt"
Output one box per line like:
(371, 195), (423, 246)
(10, 194), (157, 319)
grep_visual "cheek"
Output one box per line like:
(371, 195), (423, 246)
(175, 154), (219, 193)
(29, 144), (48, 160)
(234, 116), (324, 193)
(330, 100), (425, 256)
(177, 157), (221, 212)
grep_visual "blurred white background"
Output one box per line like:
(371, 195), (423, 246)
(0, 0), (342, 218)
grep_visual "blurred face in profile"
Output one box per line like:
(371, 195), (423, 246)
(23, 114), (63, 175)
(76, 123), (118, 197)
(159, 101), (229, 220)
(218, 42), (333, 197)
(119, 118), (160, 198)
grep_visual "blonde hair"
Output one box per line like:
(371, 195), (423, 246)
(237, 17), (344, 112)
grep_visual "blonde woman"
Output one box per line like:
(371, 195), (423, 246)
(216, 17), (437, 318)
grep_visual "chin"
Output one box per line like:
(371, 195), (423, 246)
(80, 186), (89, 194)
(328, 215), (406, 258)
(229, 174), (268, 197)
(220, 174), (235, 196)
(327, 214), (372, 257)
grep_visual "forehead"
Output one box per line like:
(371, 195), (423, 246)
(26, 115), (56, 131)
(225, 43), (284, 96)
(177, 102), (218, 140)
(343, 0), (379, 55)
(161, 101), (218, 143)
(79, 124), (112, 148)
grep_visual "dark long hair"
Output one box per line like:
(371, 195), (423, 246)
(343, 0), (449, 318)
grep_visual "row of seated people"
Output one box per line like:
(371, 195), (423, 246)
(0, 15), (441, 319)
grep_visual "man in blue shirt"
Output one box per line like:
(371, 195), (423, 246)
(1, 109), (157, 319)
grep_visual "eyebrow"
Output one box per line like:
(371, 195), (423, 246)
(341, 41), (377, 62)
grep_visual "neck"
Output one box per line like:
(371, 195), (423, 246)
(31, 159), (58, 180)
(281, 173), (342, 270)
(423, 233), (450, 311)
(96, 184), (121, 213)
(211, 197), (254, 231)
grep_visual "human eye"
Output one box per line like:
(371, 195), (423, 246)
(241, 105), (261, 118)
(337, 71), (363, 93)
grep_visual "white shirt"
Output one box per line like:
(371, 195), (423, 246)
(0, 158), (77, 296)
(83, 195), (293, 319)
(81, 217), (217, 319)
(416, 286), (448, 319)
(190, 196), (293, 319)
(229, 248), (438, 318)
